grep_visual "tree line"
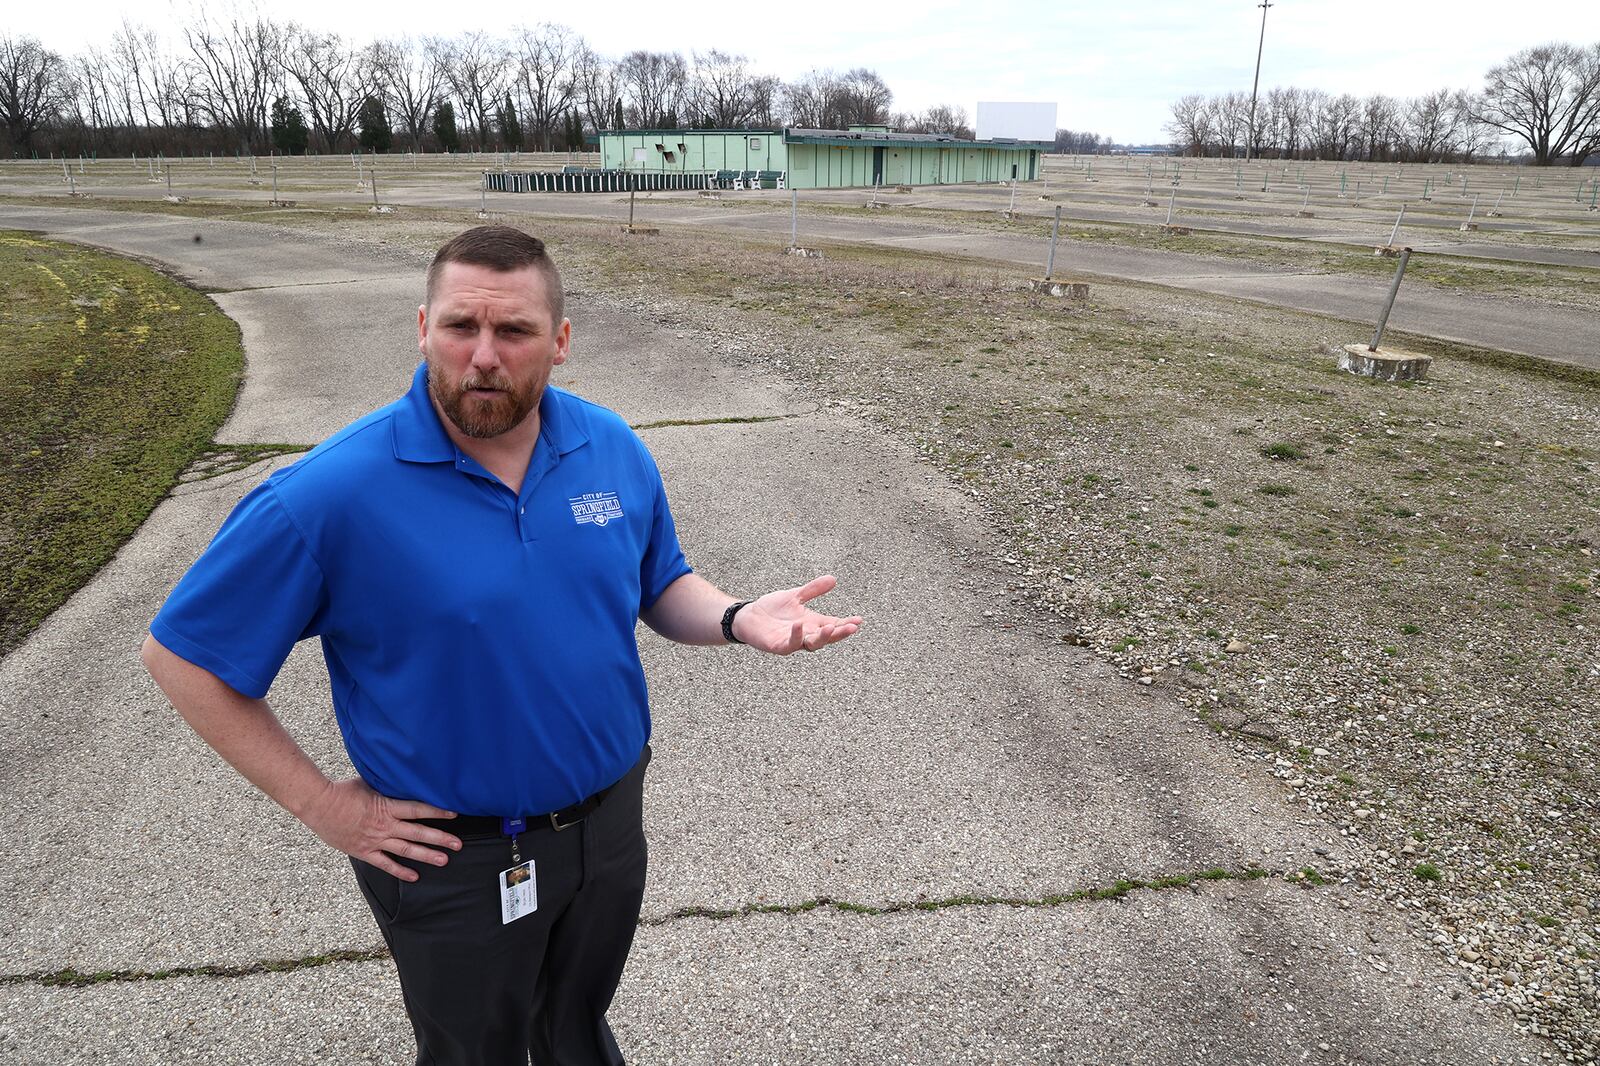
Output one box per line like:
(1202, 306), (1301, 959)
(0, 18), (991, 158)
(1165, 42), (1600, 166)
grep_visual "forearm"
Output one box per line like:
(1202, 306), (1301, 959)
(141, 635), (331, 820)
(639, 573), (737, 645)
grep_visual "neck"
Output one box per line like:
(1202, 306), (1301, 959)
(431, 394), (542, 495)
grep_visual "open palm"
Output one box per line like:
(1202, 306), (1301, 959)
(733, 575), (863, 655)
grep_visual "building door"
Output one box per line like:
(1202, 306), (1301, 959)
(872, 147), (884, 186)
(1011, 162), (1018, 180)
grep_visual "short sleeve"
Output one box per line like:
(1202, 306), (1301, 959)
(637, 446), (692, 609)
(149, 481), (328, 698)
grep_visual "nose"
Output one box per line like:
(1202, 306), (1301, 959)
(468, 328), (500, 373)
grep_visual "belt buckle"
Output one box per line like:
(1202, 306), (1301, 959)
(549, 810), (575, 832)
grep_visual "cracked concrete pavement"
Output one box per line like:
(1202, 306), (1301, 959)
(0, 208), (1551, 1063)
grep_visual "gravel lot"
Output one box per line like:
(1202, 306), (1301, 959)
(533, 223), (1598, 1062)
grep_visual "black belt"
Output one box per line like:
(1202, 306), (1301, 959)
(417, 783), (614, 838)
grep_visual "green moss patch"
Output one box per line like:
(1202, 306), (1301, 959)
(0, 231), (243, 655)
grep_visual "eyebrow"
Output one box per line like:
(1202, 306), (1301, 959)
(437, 310), (543, 333)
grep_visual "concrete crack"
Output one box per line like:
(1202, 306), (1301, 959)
(630, 413), (796, 432)
(0, 865), (1288, 989)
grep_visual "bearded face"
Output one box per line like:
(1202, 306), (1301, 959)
(426, 360), (540, 439)
(418, 262), (569, 443)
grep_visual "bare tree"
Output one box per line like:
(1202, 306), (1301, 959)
(1165, 93), (1212, 155)
(1450, 90), (1497, 161)
(1306, 91), (1359, 159)
(618, 50), (687, 128)
(688, 50), (770, 128)
(280, 27), (365, 153)
(1401, 88), (1458, 162)
(443, 31), (510, 149)
(68, 49), (115, 151)
(783, 70), (834, 128)
(919, 104), (972, 139)
(1359, 93), (1399, 160)
(1477, 42), (1600, 165)
(511, 23), (578, 150)
(572, 44), (622, 133)
(109, 21), (180, 150)
(1277, 86), (1308, 159)
(834, 68), (892, 126)
(0, 35), (75, 152)
(184, 12), (285, 152)
(366, 36), (444, 152)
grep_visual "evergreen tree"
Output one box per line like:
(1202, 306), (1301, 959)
(500, 94), (522, 151)
(612, 98), (624, 131)
(270, 98), (309, 156)
(358, 96), (393, 153)
(432, 101), (460, 152)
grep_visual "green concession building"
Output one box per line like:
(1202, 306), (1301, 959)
(598, 126), (1047, 189)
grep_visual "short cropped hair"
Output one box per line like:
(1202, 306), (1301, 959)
(425, 225), (564, 326)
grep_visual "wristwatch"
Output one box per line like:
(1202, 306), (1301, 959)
(721, 601), (751, 644)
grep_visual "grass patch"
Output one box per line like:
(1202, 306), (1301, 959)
(0, 232), (243, 655)
(1261, 442), (1307, 461)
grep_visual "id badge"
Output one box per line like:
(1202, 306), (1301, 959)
(499, 860), (538, 925)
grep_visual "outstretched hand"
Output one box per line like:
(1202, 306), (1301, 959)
(732, 575), (863, 655)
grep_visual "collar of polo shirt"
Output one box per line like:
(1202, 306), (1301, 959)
(391, 362), (590, 465)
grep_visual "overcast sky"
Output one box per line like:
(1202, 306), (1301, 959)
(11, 1), (1600, 143)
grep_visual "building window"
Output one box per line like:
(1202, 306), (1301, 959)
(633, 147), (646, 162)
(663, 150), (677, 163)
(749, 137), (762, 150)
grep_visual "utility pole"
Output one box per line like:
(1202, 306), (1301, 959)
(1244, 0), (1273, 161)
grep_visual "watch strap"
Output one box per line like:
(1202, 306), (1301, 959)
(721, 601), (751, 645)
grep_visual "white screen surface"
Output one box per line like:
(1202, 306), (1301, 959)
(976, 102), (1057, 142)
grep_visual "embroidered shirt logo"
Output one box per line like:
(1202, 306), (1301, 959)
(568, 491), (624, 528)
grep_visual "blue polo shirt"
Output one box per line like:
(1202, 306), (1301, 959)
(151, 363), (692, 816)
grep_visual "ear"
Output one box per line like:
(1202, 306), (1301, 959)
(553, 318), (571, 366)
(417, 304), (427, 355)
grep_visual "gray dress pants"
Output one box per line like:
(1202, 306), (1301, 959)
(351, 747), (650, 1066)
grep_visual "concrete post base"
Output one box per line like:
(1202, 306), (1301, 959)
(619, 224), (659, 235)
(1459, 221), (1479, 231)
(1143, 199), (1159, 207)
(1296, 210), (1315, 217)
(1486, 210), (1502, 218)
(162, 195), (187, 203)
(785, 246), (823, 259)
(698, 190), (722, 199)
(865, 200), (892, 210)
(1160, 224), (1191, 236)
(369, 205), (394, 214)
(1373, 244), (1401, 257)
(268, 199), (297, 208)
(1336, 343), (1432, 381)
(1030, 278), (1089, 298)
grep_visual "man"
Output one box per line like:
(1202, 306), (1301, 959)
(142, 225), (861, 1065)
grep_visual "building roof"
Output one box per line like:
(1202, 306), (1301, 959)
(595, 127), (1051, 151)
(784, 128), (1052, 150)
